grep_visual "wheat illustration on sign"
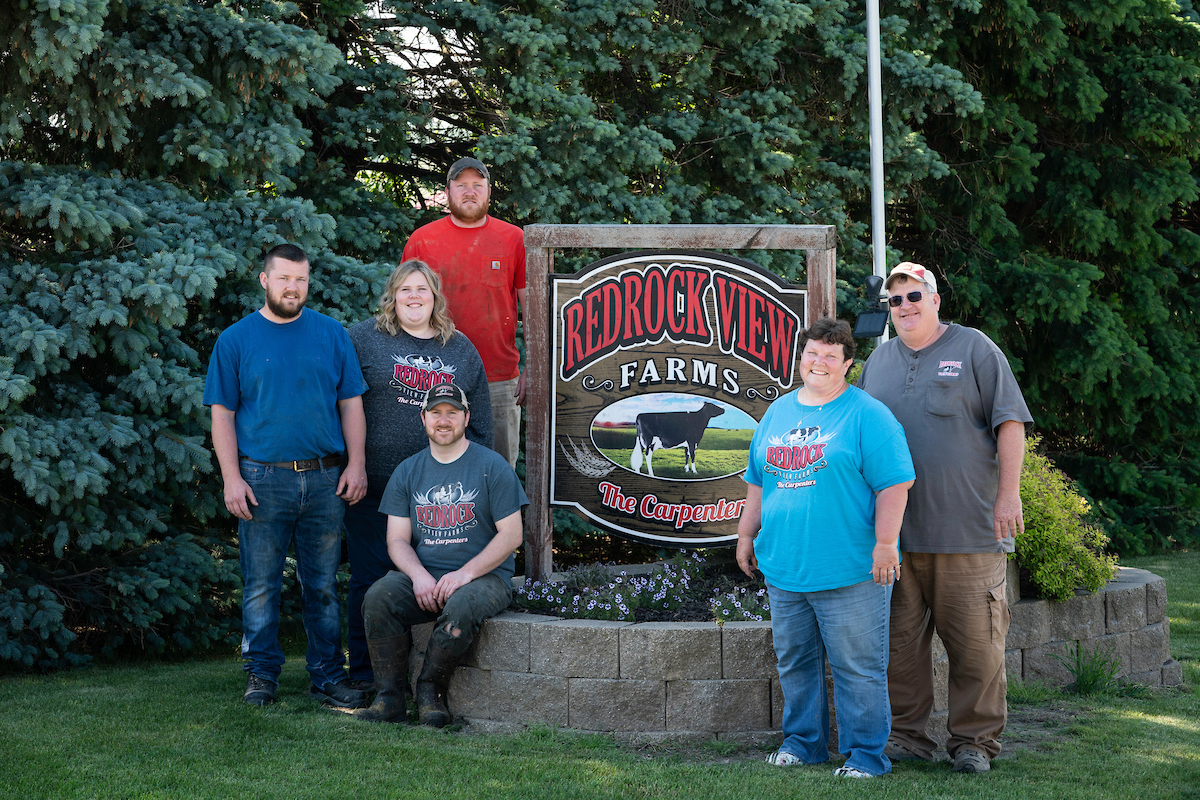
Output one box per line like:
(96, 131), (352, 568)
(559, 437), (616, 478)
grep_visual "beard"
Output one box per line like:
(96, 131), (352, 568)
(448, 193), (489, 225)
(265, 289), (306, 320)
(426, 423), (466, 446)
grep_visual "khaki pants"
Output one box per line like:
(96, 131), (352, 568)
(489, 377), (521, 469)
(888, 551), (1010, 760)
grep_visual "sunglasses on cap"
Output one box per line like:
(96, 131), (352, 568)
(889, 291), (926, 307)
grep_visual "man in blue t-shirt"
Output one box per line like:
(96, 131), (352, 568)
(355, 383), (528, 727)
(203, 243), (369, 709)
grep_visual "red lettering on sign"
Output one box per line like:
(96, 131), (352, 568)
(642, 267), (666, 338)
(638, 493), (748, 529)
(622, 272), (644, 341)
(666, 268), (687, 337)
(598, 481), (637, 514)
(600, 280), (622, 350)
(558, 264), (794, 384)
(560, 265), (714, 380)
(766, 303), (797, 384)
(563, 303), (585, 373)
(712, 272), (798, 386)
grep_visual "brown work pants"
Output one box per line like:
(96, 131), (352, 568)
(887, 551), (1009, 760)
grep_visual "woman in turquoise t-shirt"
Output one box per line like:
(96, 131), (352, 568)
(737, 318), (915, 778)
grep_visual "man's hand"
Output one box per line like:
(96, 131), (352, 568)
(994, 488), (1024, 541)
(433, 567), (476, 605)
(514, 369), (526, 406)
(337, 464), (368, 505)
(224, 475), (258, 521)
(412, 572), (441, 613)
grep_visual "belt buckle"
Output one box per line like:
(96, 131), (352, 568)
(293, 460), (305, 472)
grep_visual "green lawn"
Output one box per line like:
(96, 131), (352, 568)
(1, 553), (1198, 800)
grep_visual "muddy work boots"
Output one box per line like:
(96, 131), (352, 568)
(353, 634), (410, 723)
(415, 637), (462, 728)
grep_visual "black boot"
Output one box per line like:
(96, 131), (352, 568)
(353, 634), (410, 723)
(415, 637), (460, 728)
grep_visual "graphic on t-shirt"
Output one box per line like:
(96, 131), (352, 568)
(764, 424), (834, 486)
(414, 482), (479, 541)
(391, 354), (456, 406)
(938, 359), (963, 377)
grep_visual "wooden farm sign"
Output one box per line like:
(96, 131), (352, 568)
(523, 224), (837, 579)
(550, 250), (808, 546)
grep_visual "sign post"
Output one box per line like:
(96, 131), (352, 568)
(523, 225), (837, 581)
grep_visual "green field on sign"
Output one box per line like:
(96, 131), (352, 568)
(596, 425), (752, 479)
(592, 426), (751, 451)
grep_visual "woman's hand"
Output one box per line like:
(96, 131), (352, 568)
(736, 535), (759, 578)
(872, 541), (900, 585)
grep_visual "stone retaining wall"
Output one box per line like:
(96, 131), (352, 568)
(407, 566), (1180, 739)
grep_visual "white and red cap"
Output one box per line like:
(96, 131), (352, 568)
(885, 262), (938, 292)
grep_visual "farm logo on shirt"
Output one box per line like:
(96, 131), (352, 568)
(764, 425), (835, 487)
(938, 360), (963, 377)
(414, 482), (479, 543)
(392, 354), (456, 406)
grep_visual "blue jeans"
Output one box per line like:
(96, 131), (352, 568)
(768, 579), (893, 776)
(343, 483), (394, 682)
(238, 459), (347, 688)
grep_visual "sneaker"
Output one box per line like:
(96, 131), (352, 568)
(765, 750), (802, 766)
(243, 674), (277, 706)
(884, 736), (933, 762)
(311, 680), (370, 709)
(347, 679), (376, 693)
(833, 766), (872, 778)
(952, 748), (991, 774)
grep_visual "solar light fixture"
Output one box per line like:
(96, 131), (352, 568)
(853, 274), (890, 338)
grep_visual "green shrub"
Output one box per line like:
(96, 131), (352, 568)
(1016, 438), (1117, 601)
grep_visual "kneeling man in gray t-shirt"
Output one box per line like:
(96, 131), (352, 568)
(355, 383), (528, 726)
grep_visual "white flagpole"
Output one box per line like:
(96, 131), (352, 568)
(867, 0), (889, 342)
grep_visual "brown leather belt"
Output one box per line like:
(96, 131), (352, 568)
(241, 454), (342, 472)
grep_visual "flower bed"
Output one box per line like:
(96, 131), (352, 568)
(513, 552), (770, 623)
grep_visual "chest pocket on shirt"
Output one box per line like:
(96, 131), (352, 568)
(925, 379), (964, 418)
(481, 253), (508, 288)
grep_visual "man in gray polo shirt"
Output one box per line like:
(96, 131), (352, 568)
(857, 262), (1032, 774)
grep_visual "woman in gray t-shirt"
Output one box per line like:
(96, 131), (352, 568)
(344, 260), (492, 688)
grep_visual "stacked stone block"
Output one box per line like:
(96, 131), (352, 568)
(1011, 567), (1178, 689)
(407, 567), (1179, 738)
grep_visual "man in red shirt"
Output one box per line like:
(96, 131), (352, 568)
(402, 158), (526, 468)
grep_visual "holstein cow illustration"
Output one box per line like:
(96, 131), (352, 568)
(630, 402), (725, 478)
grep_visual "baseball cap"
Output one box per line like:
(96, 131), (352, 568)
(884, 262), (938, 292)
(422, 383), (469, 412)
(447, 157), (490, 182)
